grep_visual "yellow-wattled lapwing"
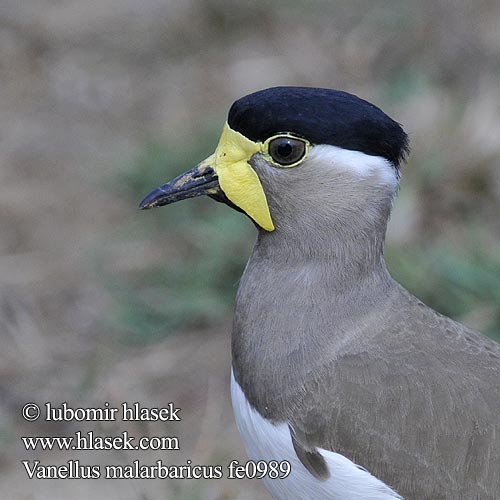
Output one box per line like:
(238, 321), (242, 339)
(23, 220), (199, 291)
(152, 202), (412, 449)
(140, 87), (500, 500)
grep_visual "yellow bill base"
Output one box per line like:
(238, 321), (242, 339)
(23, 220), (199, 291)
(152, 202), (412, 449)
(210, 123), (275, 232)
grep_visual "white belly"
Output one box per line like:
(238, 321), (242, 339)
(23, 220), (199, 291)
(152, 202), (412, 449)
(230, 371), (403, 500)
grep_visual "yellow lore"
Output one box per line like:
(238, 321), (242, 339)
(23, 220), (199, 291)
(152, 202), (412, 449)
(210, 123), (275, 232)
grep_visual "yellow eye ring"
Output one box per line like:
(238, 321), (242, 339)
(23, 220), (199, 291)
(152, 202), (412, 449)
(262, 133), (310, 168)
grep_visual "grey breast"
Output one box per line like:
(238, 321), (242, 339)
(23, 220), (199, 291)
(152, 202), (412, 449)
(232, 251), (500, 500)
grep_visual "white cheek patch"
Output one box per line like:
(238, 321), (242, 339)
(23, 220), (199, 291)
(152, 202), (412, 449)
(307, 145), (400, 190)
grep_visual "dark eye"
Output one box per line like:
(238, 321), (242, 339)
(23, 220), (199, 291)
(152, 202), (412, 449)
(268, 137), (306, 166)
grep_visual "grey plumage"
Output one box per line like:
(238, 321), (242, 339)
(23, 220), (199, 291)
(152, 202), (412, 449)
(140, 87), (500, 500)
(232, 151), (500, 499)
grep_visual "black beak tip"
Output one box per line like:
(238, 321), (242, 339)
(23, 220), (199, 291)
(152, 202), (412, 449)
(138, 165), (219, 212)
(139, 189), (162, 210)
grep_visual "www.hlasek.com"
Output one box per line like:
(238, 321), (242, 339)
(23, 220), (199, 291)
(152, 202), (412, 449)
(21, 401), (291, 480)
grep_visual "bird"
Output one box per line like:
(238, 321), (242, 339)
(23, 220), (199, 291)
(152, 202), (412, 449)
(140, 86), (500, 500)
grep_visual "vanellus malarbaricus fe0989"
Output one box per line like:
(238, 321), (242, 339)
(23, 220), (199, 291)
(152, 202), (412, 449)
(140, 87), (500, 500)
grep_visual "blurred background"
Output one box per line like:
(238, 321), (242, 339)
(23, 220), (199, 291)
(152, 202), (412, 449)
(1, 0), (499, 498)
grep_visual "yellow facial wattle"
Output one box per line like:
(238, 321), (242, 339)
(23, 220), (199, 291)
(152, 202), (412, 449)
(212, 123), (275, 232)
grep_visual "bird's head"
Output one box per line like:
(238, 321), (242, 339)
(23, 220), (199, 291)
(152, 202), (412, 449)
(140, 87), (409, 253)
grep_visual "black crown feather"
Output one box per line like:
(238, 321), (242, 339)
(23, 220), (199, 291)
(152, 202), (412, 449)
(228, 87), (409, 168)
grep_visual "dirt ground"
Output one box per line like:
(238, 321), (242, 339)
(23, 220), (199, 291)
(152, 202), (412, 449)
(1, 1), (499, 499)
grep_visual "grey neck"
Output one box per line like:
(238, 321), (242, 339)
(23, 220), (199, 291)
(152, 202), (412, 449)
(232, 216), (397, 421)
(250, 212), (390, 290)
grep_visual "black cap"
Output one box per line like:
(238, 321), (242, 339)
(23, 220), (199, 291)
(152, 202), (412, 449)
(228, 86), (409, 167)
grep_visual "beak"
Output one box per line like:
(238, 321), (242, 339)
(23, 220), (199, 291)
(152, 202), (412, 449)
(139, 155), (218, 210)
(138, 122), (275, 231)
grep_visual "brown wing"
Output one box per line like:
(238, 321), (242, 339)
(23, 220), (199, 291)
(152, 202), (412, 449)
(289, 290), (500, 500)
